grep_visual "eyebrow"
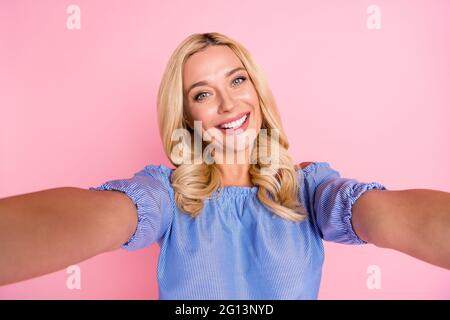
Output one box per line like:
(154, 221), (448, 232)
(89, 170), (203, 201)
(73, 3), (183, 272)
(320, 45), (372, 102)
(186, 66), (247, 95)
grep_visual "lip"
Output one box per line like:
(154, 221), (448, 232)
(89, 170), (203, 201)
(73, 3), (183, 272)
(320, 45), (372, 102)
(216, 112), (251, 135)
(216, 112), (249, 128)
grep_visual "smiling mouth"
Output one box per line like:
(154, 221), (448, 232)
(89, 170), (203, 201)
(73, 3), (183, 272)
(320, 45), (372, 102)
(216, 112), (250, 134)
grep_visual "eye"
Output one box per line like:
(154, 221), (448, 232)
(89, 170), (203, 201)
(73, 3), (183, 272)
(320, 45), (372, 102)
(232, 76), (247, 86)
(193, 76), (247, 102)
(194, 92), (209, 102)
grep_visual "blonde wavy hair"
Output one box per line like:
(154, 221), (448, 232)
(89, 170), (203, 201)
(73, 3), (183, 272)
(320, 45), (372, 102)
(156, 32), (309, 222)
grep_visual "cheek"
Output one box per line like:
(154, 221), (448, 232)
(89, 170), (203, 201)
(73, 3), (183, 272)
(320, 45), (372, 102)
(239, 88), (259, 105)
(252, 111), (262, 132)
(247, 90), (261, 118)
(189, 107), (217, 129)
(251, 101), (262, 125)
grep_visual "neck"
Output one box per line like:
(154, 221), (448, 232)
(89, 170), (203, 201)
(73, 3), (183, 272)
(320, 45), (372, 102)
(211, 143), (256, 187)
(215, 162), (253, 187)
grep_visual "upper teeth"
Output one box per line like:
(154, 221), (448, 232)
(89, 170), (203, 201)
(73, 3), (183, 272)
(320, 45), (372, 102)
(220, 114), (248, 129)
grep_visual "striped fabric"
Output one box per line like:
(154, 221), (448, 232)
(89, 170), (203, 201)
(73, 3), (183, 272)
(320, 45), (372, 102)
(90, 162), (387, 299)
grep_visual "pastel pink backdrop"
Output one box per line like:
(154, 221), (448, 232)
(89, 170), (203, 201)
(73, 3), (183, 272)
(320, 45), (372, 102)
(0, 0), (449, 299)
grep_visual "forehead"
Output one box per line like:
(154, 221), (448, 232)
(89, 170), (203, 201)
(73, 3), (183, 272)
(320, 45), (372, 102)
(183, 45), (244, 87)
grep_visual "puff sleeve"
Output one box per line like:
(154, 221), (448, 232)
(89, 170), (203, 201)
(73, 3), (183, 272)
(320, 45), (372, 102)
(89, 165), (174, 251)
(301, 162), (387, 245)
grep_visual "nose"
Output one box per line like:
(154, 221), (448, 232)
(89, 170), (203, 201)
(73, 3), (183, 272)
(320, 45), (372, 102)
(218, 90), (238, 114)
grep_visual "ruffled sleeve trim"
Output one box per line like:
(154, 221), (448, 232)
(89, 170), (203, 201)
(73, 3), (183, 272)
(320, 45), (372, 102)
(89, 165), (174, 251)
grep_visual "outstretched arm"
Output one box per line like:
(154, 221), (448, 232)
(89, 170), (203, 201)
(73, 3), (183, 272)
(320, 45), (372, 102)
(351, 188), (450, 269)
(0, 187), (138, 285)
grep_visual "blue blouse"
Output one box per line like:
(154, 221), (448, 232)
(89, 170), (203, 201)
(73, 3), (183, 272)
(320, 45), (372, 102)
(89, 162), (387, 299)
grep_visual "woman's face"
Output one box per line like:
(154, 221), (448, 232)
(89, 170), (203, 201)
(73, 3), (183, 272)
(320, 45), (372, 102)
(183, 45), (262, 159)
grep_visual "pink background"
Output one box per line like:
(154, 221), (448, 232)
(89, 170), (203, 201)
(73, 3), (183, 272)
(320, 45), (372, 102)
(1, 0), (449, 299)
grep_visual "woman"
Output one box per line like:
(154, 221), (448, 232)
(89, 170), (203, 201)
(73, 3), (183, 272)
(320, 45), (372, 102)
(0, 32), (449, 299)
